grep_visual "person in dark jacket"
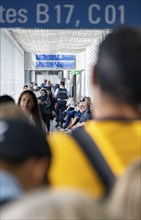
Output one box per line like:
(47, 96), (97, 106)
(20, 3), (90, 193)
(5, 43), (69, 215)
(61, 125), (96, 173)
(39, 89), (55, 132)
(54, 81), (68, 128)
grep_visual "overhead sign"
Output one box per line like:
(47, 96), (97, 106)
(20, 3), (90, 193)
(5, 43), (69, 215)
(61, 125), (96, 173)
(36, 61), (75, 68)
(0, 0), (141, 28)
(35, 54), (76, 69)
(71, 70), (81, 75)
(36, 54), (75, 61)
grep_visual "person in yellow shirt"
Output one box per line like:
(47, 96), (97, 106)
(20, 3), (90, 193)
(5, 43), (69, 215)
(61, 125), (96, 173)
(47, 26), (141, 199)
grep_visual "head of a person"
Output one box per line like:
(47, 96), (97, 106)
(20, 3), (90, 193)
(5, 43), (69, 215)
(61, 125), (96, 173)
(79, 101), (87, 113)
(23, 85), (28, 91)
(18, 90), (39, 113)
(60, 81), (65, 87)
(18, 90), (42, 128)
(0, 118), (51, 190)
(66, 97), (75, 106)
(46, 80), (51, 85)
(107, 160), (141, 220)
(47, 89), (51, 95)
(85, 97), (91, 106)
(33, 83), (38, 91)
(0, 95), (15, 105)
(93, 26), (141, 115)
(1, 189), (106, 220)
(80, 96), (86, 102)
(40, 89), (47, 97)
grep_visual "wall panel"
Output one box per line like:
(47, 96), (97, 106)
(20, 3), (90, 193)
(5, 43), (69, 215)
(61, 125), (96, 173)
(0, 29), (24, 102)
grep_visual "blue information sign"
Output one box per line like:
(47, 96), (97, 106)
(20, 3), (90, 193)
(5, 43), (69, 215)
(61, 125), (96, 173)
(36, 61), (75, 68)
(36, 54), (75, 61)
(0, 0), (141, 28)
(35, 54), (76, 69)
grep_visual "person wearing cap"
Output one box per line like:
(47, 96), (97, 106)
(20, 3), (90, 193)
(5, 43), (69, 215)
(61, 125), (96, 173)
(0, 118), (51, 206)
(47, 27), (141, 199)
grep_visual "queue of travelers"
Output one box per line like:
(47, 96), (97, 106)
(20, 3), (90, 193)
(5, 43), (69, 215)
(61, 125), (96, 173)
(0, 26), (141, 220)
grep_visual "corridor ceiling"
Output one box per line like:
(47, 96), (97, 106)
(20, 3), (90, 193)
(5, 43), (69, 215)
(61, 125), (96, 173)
(9, 29), (106, 54)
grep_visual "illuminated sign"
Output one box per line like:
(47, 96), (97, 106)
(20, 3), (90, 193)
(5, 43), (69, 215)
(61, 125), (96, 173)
(36, 54), (75, 61)
(35, 54), (76, 69)
(36, 61), (75, 68)
(71, 70), (80, 75)
(0, 0), (141, 28)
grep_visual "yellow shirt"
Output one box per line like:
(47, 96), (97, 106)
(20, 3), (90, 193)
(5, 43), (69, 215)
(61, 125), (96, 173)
(47, 120), (141, 198)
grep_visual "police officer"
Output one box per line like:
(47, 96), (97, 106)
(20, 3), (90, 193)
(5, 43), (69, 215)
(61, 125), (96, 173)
(54, 81), (68, 128)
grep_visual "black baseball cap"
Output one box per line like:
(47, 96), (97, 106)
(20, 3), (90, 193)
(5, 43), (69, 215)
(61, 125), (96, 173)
(0, 119), (51, 164)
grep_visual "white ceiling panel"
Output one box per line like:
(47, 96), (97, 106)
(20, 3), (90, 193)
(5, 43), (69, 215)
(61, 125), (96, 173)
(9, 29), (106, 54)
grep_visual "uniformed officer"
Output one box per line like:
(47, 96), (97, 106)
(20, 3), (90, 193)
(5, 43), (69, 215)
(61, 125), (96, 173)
(54, 81), (68, 128)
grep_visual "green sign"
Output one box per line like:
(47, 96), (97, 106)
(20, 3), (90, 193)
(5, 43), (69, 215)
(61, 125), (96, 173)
(71, 70), (80, 75)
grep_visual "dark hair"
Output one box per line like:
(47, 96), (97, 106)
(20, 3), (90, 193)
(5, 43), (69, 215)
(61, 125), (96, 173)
(23, 85), (28, 89)
(94, 26), (141, 108)
(17, 90), (42, 129)
(60, 81), (65, 86)
(0, 95), (15, 104)
(40, 89), (47, 93)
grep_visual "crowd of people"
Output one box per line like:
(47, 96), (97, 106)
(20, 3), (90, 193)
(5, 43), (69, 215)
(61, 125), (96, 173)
(0, 26), (141, 219)
(21, 80), (93, 133)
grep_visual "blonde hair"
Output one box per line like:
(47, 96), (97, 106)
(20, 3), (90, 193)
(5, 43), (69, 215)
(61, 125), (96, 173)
(107, 159), (141, 220)
(1, 189), (106, 220)
(46, 80), (51, 84)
